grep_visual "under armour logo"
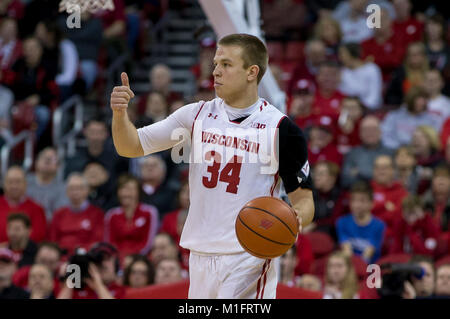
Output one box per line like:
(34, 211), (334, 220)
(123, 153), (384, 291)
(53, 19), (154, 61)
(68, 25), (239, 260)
(208, 113), (218, 119)
(259, 219), (274, 230)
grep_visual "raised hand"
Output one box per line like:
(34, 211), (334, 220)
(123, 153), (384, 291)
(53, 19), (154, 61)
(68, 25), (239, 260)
(110, 72), (135, 112)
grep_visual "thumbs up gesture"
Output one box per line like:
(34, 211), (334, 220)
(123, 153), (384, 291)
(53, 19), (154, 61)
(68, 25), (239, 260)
(110, 72), (135, 112)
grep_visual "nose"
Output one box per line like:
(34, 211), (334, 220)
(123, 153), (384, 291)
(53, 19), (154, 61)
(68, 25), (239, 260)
(213, 64), (221, 78)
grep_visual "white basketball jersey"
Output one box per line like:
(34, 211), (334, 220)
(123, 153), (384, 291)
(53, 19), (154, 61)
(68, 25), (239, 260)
(180, 98), (286, 254)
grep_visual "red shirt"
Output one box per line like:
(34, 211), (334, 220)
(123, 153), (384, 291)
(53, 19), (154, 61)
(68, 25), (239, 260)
(105, 203), (159, 260)
(5, 0), (25, 19)
(312, 90), (345, 117)
(0, 196), (47, 242)
(294, 234), (314, 276)
(370, 181), (409, 233)
(361, 34), (407, 82)
(393, 18), (424, 46)
(389, 213), (440, 256)
(159, 209), (190, 270)
(72, 282), (126, 299)
(49, 203), (105, 255)
(94, 0), (126, 30)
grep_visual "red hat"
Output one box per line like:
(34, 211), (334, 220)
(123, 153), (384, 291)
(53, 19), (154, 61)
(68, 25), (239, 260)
(0, 248), (16, 263)
(292, 79), (315, 95)
(312, 115), (336, 135)
(200, 37), (216, 48)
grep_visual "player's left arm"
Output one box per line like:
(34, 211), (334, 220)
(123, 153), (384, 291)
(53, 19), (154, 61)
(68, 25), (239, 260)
(277, 117), (315, 230)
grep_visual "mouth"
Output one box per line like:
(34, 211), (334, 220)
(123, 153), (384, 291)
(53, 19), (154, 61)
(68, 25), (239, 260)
(214, 82), (222, 87)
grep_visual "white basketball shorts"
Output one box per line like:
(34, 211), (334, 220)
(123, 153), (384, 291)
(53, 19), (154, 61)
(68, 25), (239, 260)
(188, 251), (277, 299)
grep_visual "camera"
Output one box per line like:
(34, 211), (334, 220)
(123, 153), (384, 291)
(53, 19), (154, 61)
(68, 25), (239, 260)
(378, 263), (425, 298)
(66, 242), (118, 289)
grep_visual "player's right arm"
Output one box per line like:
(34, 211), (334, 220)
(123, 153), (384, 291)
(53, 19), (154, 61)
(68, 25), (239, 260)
(111, 72), (201, 158)
(111, 72), (144, 158)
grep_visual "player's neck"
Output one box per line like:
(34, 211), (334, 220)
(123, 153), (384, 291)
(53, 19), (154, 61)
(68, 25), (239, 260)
(223, 89), (259, 109)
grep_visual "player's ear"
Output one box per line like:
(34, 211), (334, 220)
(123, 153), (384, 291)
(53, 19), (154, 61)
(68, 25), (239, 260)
(247, 65), (259, 82)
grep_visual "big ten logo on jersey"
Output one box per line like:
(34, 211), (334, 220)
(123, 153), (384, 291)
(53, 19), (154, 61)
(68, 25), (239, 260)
(207, 113), (218, 119)
(250, 122), (266, 129)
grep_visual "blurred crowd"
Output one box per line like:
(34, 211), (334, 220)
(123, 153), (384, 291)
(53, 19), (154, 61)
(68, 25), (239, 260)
(0, 0), (449, 299)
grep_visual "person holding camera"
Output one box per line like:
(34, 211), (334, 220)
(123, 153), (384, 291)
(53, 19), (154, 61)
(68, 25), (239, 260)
(57, 243), (125, 299)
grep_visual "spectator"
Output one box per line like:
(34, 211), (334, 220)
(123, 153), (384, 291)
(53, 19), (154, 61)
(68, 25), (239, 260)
(26, 147), (68, 220)
(6, 213), (37, 268)
(394, 146), (420, 194)
(122, 255), (154, 288)
(0, 0), (24, 20)
(332, 0), (374, 44)
(323, 251), (359, 299)
(95, 0), (127, 63)
(287, 39), (327, 97)
(361, 7), (408, 83)
(143, 91), (168, 123)
(260, 0), (308, 40)
(389, 195), (440, 256)
(336, 97), (364, 154)
(435, 263), (450, 297)
(308, 115), (343, 167)
(290, 79), (317, 131)
(49, 173), (104, 255)
(313, 61), (346, 117)
(58, 242), (126, 299)
(381, 86), (441, 149)
(35, 20), (79, 102)
(297, 274), (322, 292)
(313, 16), (342, 59)
(12, 242), (62, 294)
(136, 63), (182, 115)
(64, 117), (129, 181)
(139, 155), (178, 217)
(424, 15), (450, 82)
(336, 181), (386, 263)
(338, 42), (383, 110)
(422, 166), (450, 233)
(0, 166), (47, 243)
(371, 154), (409, 233)
(294, 234), (315, 276)
(310, 161), (345, 237)
(190, 35), (215, 93)
(149, 233), (180, 267)
(279, 246), (298, 287)
(58, 11), (103, 91)
(82, 161), (115, 211)
(392, 0), (424, 46)
(341, 115), (392, 188)
(154, 258), (183, 285)
(104, 174), (159, 260)
(160, 181), (189, 244)
(2, 37), (56, 140)
(0, 18), (22, 70)
(28, 264), (54, 299)
(423, 69), (450, 121)
(0, 247), (29, 299)
(411, 126), (442, 170)
(385, 42), (430, 106)
(410, 256), (435, 298)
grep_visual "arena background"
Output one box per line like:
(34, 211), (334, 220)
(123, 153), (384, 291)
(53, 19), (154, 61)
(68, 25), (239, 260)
(0, 0), (449, 299)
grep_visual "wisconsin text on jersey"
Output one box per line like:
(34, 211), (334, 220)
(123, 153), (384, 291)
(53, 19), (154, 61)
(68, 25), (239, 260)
(201, 131), (260, 154)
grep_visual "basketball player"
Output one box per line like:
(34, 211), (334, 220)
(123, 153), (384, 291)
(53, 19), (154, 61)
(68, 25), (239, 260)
(110, 33), (314, 299)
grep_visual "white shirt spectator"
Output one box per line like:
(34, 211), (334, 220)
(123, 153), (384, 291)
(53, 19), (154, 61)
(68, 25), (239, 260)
(428, 94), (450, 122)
(55, 39), (79, 87)
(339, 62), (383, 110)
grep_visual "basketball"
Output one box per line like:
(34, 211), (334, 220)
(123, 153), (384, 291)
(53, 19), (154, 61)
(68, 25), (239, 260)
(235, 196), (299, 259)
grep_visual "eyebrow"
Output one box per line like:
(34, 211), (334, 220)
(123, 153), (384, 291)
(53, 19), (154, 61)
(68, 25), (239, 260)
(213, 58), (233, 64)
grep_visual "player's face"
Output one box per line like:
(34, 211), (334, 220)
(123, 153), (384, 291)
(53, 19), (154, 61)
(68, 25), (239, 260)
(213, 45), (251, 102)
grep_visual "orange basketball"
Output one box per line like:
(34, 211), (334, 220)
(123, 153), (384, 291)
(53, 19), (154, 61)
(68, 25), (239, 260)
(235, 196), (299, 259)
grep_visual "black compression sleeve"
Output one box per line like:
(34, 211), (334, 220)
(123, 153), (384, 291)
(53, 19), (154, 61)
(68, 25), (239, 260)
(277, 117), (313, 193)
